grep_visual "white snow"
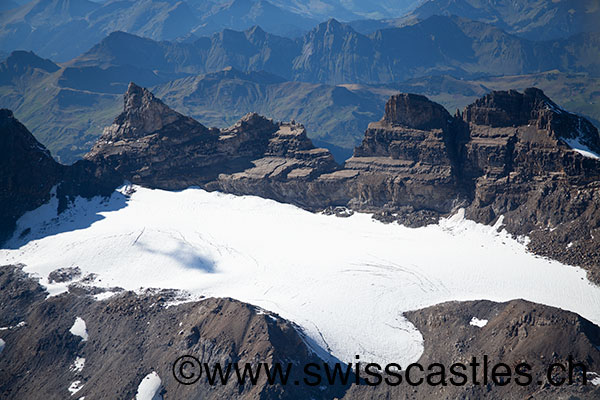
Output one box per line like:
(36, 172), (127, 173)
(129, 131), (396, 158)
(1, 322), (28, 331)
(469, 317), (488, 328)
(69, 318), (88, 342)
(588, 372), (600, 386)
(563, 137), (600, 159)
(2, 186), (600, 366)
(94, 291), (118, 301)
(70, 357), (85, 373)
(0, 338), (5, 354)
(68, 381), (83, 395)
(135, 372), (162, 400)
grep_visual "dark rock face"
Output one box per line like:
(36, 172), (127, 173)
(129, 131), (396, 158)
(345, 299), (600, 399)
(0, 109), (62, 242)
(0, 109), (119, 244)
(86, 83), (340, 198)
(383, 93), (451, 131)
(345, 93), (464, 217)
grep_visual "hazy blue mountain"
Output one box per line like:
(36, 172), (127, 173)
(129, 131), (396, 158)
(0, 0), (423, 61)
(190, 0), (319, 37)
(266, 0), (419, 20)
(153, 67), (389, 160)
(0, 1), (20, 12)
(3, 47), (600, 164)
(0, 50), (121, 163)
(350, 0), (600, 41)
(68, 16), (600, 85)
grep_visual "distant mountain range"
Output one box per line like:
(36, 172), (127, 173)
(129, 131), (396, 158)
(0, 0), (419, 61)
(67, 16), (600, 85)
(4, 0), (599, 62)
(351, 0), (600, 41)
(2, 46), (600, 165)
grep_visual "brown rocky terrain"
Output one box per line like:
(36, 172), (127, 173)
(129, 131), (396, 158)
(1, 265), (599, 399)
(0, 264), (345, 399)
(345, 299), (600, 399)
(85, 83), (339, 192)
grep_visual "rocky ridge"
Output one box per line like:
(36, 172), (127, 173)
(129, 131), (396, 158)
(0, 109), (117, 243)
(1, 265), (599, 399)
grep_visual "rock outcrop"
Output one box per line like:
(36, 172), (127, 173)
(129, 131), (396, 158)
(345, 299), (600, 399)
(459, 89), (600, 283)
(0, 109), (63, 242)
(86, 82), (340, 202)
(0, 110), (118, 244)
(0, 264), (344, 400)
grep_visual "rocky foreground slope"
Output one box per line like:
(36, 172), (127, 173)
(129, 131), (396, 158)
(85, 83), (600, 283)
(1, 264), (598, 399)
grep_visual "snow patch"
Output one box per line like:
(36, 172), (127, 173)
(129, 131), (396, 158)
(469, 317), (488, 328)
(563, 138), (600, 159)
(68, 381), (83, 395)
(588, 372), (600, 386)
(0, 321), (25, 331)
(70, 357), (85, 373)
(135, 372), (162, 400)
(69, 317), (88, 342)
(94, 291), (118, 301)
(0, 338), (5, 354)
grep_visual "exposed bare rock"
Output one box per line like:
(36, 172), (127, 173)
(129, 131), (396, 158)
(345, 299), (600, 399)
(0, 264), (343, 400)
(383, 93), (451, 131)
(0, 109), (118, 244)
(86, 83), (338, 193)
(0, 109), (62, 242)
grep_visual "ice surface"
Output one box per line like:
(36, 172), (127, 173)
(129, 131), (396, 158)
(2, 186), (600, 365)
(136, 372), (162, 400)
(69, 317), (88, 342)
(469, 317), (488, 327)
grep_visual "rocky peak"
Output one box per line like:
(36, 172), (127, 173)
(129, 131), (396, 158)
(463, 87), (560, 127)
(1, 50), (59, 74)
(382, 93), (451, 130)
(102, 82), (207, 141)
(463, 87), (600, 156)
(0, 109), (59, 242)
(0, 109), (56, 165)
(0, 51), (60, 85)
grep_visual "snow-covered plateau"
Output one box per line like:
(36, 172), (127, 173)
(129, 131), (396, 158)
(2, 185), (600, 366)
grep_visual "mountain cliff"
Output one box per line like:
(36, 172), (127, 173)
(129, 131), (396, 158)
(85, 83), (338, 190)
(0, 108), (118, 243)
